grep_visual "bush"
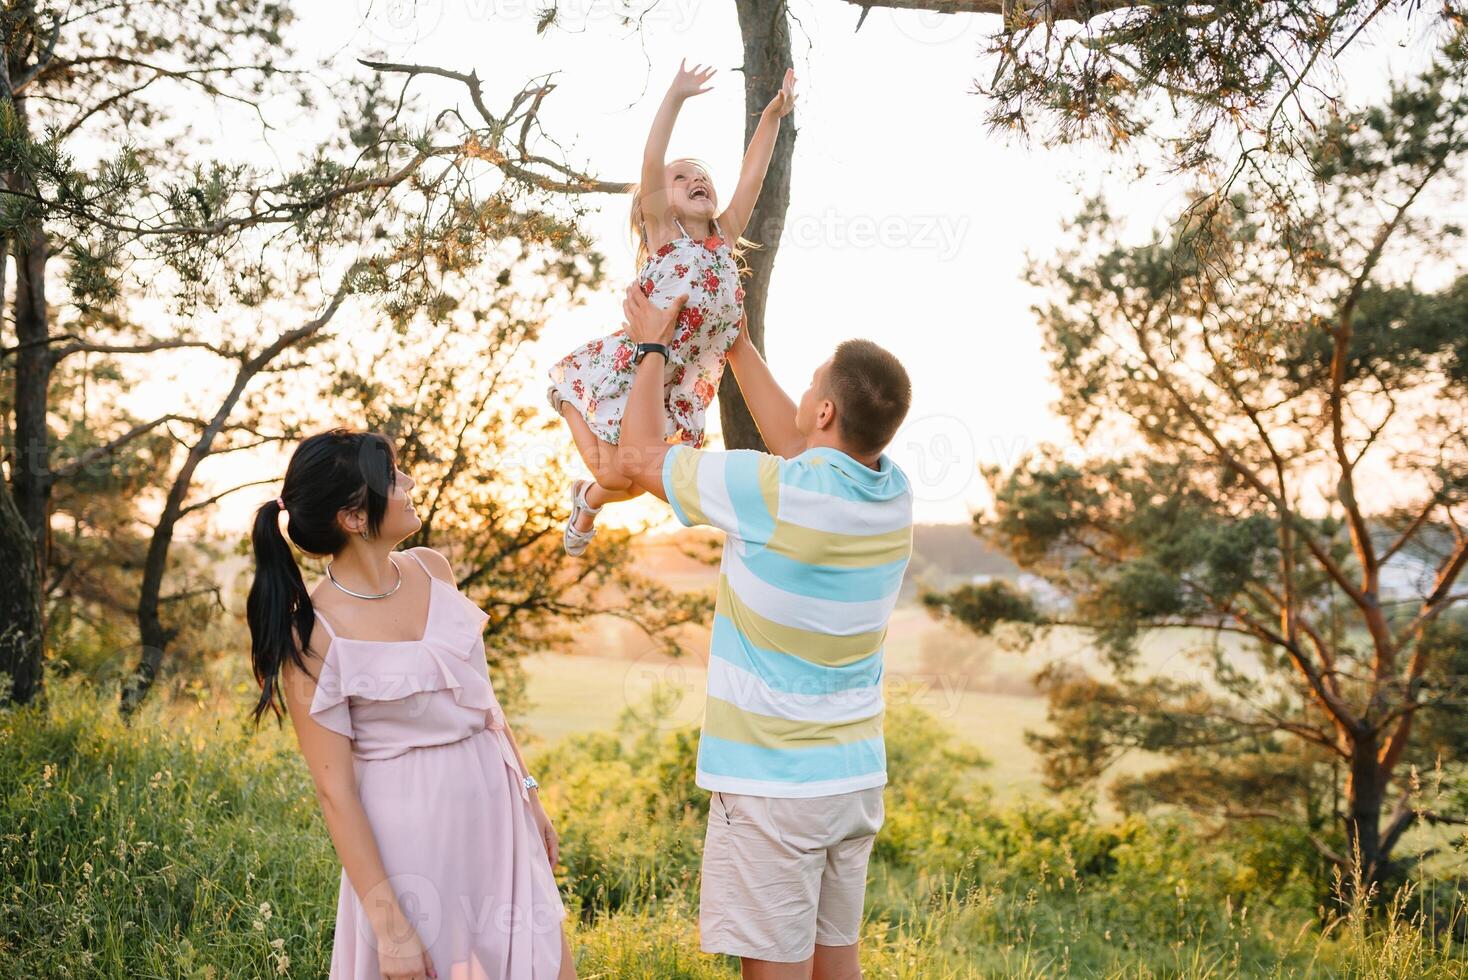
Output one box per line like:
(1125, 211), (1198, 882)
(0, 681), (337, 977)
(534, 689), (707, 917)
(3, 676), (1467, 978)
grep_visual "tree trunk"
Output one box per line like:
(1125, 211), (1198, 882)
(0, 47), (52, 706)
(125, 423), (216, 716)
(10, 215), (51, 556)
(1343, 734), (1388, 892)
(123, 417), (238, 714)
(721, 0), (795, 452)
(121, 292), (346, 715)
(0, 478), (44, 705)
(124, 481), (185, 716)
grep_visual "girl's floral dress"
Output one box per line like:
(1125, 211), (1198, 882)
(549, 216), (744, 448)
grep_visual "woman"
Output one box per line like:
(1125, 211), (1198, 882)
(247, 429), (574, 979)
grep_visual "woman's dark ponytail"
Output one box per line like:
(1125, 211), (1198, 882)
(247, 499), (315, 724)
(246, 429), (398, 725)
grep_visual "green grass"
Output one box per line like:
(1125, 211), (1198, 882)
(3, 677), (1467, 978)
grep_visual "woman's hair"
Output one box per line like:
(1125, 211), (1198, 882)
(628, 157), (760, 276)
(246, 428), (398, 725)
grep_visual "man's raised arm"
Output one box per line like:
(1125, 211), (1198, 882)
(725, 318), (805, 459)
(614, 285), (688, 502)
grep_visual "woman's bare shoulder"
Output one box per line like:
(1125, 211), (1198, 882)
(406, 546), (455, 583)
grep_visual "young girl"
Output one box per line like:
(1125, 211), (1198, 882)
(247, 429), (574, 980)
(547, 59), (796, 555)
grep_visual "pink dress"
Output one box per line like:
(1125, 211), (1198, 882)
(548, 215), (745, 449)
(308, 552), (566, 979)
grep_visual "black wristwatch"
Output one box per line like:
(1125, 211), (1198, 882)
(633, 342), (668, 365)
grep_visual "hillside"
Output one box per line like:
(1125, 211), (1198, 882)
(636, 521), (1026, 600)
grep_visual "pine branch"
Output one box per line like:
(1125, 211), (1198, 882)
(842, 0), (1149, 27)
(50, 414), (206, 481)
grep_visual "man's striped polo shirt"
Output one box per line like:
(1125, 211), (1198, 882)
(662, 443), (914, 798)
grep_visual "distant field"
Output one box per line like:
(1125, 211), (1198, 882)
(198, 529), (1232, 803)
(519, 530), (1262, 807)
(518, 600), (1238, 804)
(518, 647), (1051, 797)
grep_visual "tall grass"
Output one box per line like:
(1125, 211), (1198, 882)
(2, 677), (1465, 978)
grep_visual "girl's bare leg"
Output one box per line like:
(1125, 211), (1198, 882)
(559, 406), (645, 532)
(580, 437), (646, 531)
(559, 401), (606, 476)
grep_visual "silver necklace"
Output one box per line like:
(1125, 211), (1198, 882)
(326, 554), (402, 600)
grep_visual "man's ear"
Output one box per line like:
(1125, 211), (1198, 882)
(815, 397), (837, 433)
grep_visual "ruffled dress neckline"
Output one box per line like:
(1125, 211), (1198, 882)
(306, 552), (509, 757)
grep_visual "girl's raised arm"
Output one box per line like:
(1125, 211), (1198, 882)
(718, 68), (796, 245)
(640, 59), (716, 229)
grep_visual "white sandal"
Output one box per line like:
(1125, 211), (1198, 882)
(563, 479), (602, 557)
(547, 384), (566, 415)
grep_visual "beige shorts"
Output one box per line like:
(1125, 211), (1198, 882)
(699, 785), (885, 962)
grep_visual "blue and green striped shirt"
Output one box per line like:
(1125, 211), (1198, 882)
(662, 444), (914, 798)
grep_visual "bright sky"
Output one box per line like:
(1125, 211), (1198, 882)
(170, 2), (1441, 533)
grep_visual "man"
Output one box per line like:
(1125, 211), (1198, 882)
(614, 283), (915, 980)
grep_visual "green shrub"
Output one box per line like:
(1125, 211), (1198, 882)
(0, 681), (337, 977)
(3, 676), (1467, 978)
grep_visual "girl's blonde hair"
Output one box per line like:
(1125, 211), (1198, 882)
(629, 156), (759, 278)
